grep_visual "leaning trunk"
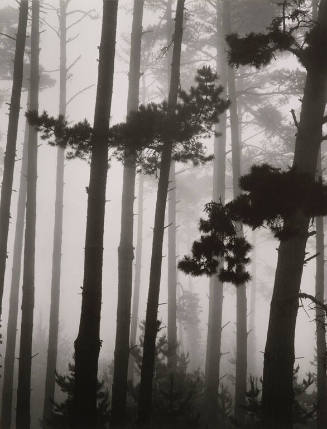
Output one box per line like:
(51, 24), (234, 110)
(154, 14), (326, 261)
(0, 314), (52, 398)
(16, 2), (39, 427)
(111, 0), (144, 424)
(262, 3), (327, 427)
(203, 1), (227, 427)
(137, 0), (185, 423)
(43, 0), (67, 423)
(1, 119), (28, 429)
(72, 2), (118, 428)
(0, 0), (28, 317)
(128, 173), (144, 383)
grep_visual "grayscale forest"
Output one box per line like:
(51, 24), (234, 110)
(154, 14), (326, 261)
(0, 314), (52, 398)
(0, 0), (326, 428)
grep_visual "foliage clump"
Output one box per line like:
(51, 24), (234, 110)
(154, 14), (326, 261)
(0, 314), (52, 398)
(43, 363), (109, 429)
(27, 67), (229, 172)
(178, 202), (252, 285)
(226, 0), (327, 71)
(179, 163), (327, 282)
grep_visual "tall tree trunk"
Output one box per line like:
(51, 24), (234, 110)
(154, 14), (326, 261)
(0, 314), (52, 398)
(111, 0), (144, 424)
(0, 120), (28, 429)
(72, 2), (118, 428)
(312, 2), (327, 428)
(16, 2), (39, 427)
(166, 0), (178, 374)
(43, 0), (67, 423)
(137, 0), (185, 423)
(224, 0), (247, 422)
(262, 2), (327, 427)
(0, 0), (28, 317)
(128, 173), (144, 384)
(315, 166), (327, 428)
(248, 231), (257, 377)
(203, 1), (227, 427)
(167, 160), (177, 371)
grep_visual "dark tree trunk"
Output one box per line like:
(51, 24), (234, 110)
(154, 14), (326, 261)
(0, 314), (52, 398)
(203, 2), (227, 427)
(167, 160), (177, 371)
(43, 0), (67, 423)
(223, 1), (247, 422)
(315, 168), (327, 428)
(111, 1), (144, 424)
(0, 0), (28, 317)
(262, 3), (327, 427)
(0, 119), (28, 429)
(16, 2), (39, 427)
(72, 2), (118, 428)
(312, 2), (327, 425)
(137, 0), (185, 423)
(248, 231), (257, 377)
(128, 173), (144, 384)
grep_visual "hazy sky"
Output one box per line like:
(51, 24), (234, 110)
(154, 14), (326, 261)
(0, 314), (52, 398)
(0, 1), (320, 418)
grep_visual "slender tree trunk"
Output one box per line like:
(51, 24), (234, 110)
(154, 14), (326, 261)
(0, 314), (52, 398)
(111, 1), (144, 424)
(204, 2), (227, 427)
(128, 173), (144, 384)
(248, 231), (257, 377)
(0, 0), (28, 317)
(167, 160), (177, 371)
(313, 1), (327, 424)
(262, 2), (327, 427)
(315, 161), (327, 428)
(16, 2), (39, 427)
(223, 0), (247, 422)
(43, 1), (67, 423)
(137, 1), (185, 423)
(165, 0), (178, 374)
(0, 120), (28, 429)
(72, 2), (118, 428)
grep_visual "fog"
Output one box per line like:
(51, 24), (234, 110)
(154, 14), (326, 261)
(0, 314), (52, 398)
(0, 1), (324, 428)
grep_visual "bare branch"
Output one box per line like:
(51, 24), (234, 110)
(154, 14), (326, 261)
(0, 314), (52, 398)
(66, 55), (81, 73)
(0, 32), (16, 41)
(290, 109), (299, 129)
(66, 9), (98, 30)
(66, 84), (94, 106)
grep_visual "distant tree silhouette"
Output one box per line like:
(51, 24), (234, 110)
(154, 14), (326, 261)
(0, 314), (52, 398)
(16, 1), (39, 427)
(0, 0), (28, 322)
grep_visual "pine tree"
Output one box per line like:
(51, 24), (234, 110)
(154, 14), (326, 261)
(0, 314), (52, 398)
(43, 0), (67, 422)
(137, 2), (185, 422)
(16, 1), (39, 427)
(0, 0), (29, 319)
(111, 0), (144, 424)
(1, 117), (28, 429)
(72, 2), (118, 428)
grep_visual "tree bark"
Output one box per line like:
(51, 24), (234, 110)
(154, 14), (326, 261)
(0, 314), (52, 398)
(137, 0), (185, 423)
(165, 0), (178, 374)
(111, 1), (144, 424)
(167, 160), (177, 371)
(224, 1), (247, 423)
(203, 1), (227, 427)
(16, 2), (39, 427)
(0, 119), (28, 429)
(248, 231), (257, 377)
(128, 174), (144, 384)
(315, 178), (327, 428)
(43, 0), (67, 423)
(0, 0), (28, 318)
(72, 2), (118, 428)
(262, 3), (327, 426)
